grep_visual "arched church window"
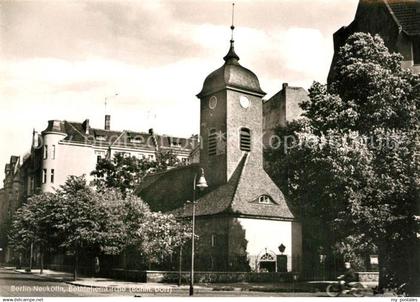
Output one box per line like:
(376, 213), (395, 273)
(208, 128), (217, 156)
(240, 128), (251, 151)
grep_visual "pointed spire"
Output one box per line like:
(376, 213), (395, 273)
(223, 3), (240, 64)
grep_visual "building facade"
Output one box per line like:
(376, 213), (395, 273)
(0, 117), (196, 263)
(262, 83), (308, 148)
(328, 0), (420, 82)
(0, 156), (27, 262)
(139, 36), (302, 273)
(35, 118), (195, 194)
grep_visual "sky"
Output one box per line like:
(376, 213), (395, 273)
(0, 0), (359, 183)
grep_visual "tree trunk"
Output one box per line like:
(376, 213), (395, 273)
(378, 245), (388, 291)
(40, 247), (44, 274)
(18, 253), (22, 269)
(178, 246), (183, 286)
(29, 242), (33, 272)
(73, 250), (78, 281)
(123, 250), (128, 280)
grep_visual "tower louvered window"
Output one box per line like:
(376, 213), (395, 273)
(413, 37), (420, 65)
(208, 128), (217, 156)
(240, 128), (251, 151)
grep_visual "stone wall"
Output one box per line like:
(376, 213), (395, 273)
(109, 269), (299, 283)
(357, 271), (379, 283)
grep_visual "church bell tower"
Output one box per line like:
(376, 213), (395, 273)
(197, 18), (266, 188)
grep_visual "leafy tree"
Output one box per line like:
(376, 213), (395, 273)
(51, 176), (135, 280)
(266, 33), (419, 291)
(135, 212), (191, 267)
(91, 150), (180, 197)
(310, 33), (418, 133)
(97, 190), (150, 255)
(9, 175), (191, 277)
(8, 193), (59, 273)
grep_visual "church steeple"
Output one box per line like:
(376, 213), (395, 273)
(223, 3), (239, 64)
(223, 40), (239, 64)
(197, 2), (265, 99)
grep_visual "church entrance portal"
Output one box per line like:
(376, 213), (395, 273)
(259, 260), (276, 272)
(258, 251), (277, 272)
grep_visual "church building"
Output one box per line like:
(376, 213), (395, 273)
(139, 28), (302, 273)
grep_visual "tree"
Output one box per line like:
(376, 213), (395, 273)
(135, 212), (191, 268)
(95, 191), (190, 269)
(51, 176), (135, 280)
(266, 33), (419, 291)
(9, 175), (191, 277)
(311, 33), (418, 134)
(91, 150), (180, 197)
(8, 193), (59, 273)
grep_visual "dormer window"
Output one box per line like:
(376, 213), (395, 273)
(258, 195), (272, 204)
(130, 137), (142, 144)
(240, 128), (251, 152)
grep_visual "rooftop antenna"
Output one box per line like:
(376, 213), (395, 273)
(104, 93), (119, 115)
(230, 3), (235, 41)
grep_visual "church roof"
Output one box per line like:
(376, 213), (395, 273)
(168, 154), (295, 220)
(197, 41), (266, 98)
(136, 163), (201, 212)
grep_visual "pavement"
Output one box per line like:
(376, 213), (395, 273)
(5, 267), (379, 294)
(1, 267), (388, 295)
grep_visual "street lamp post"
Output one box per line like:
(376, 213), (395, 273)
(189, 168), (208, 296)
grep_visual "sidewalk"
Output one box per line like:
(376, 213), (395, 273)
(10, 267), (382, 294)
(13, 268), (201, 294)
(11, 268), (315, 293)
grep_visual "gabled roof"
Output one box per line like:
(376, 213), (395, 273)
(170, 154), (295, 220)
(386, 0), (420, 35)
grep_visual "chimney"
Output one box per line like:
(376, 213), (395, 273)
(148, 128), (159, 151)
(82, 119), (90, 135)
(282, 82), (289, 90)
(105, 115), (111, 130)
(32, 129), (39, 149)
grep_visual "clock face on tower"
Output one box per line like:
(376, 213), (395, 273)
(239, 96), (250, 108)
(209, 96), (217, 109)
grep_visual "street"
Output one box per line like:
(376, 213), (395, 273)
(0, 268), (132, 297)
(0, 268), (324, 297)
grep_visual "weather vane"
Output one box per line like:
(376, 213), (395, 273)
(230, 3), (235, 41)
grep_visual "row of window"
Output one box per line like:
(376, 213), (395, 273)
(208, 127), (251, 156)
(94, 135), (187, 148)
(95, 150), (189, 164)
(42, 169), (55, 184)
(43, 145), (56, 160)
